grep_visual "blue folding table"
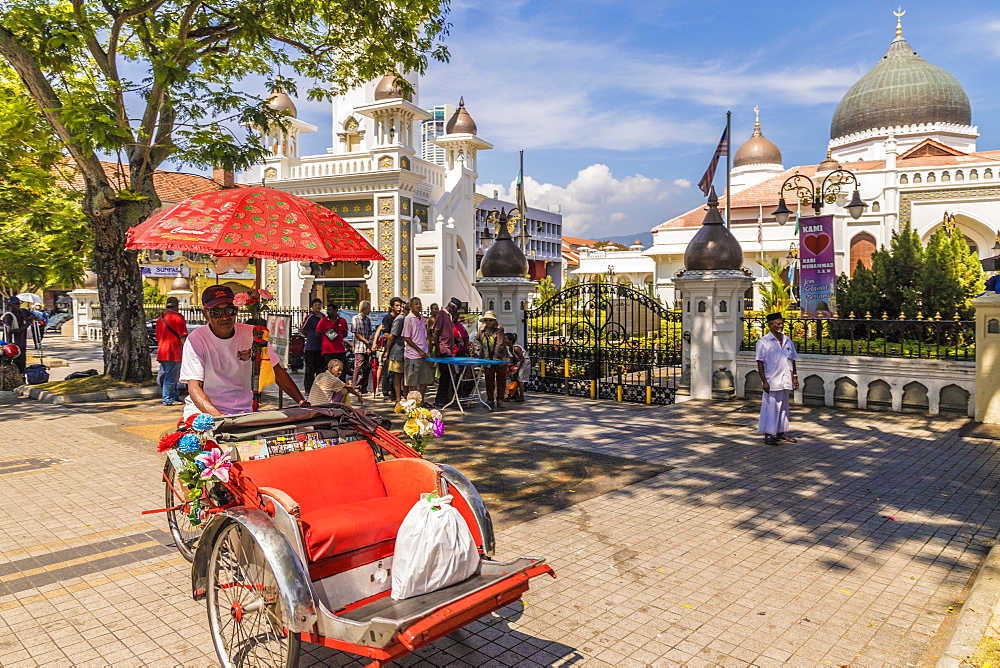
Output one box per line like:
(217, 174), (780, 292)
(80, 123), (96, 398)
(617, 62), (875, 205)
(425, 357), (508, 414)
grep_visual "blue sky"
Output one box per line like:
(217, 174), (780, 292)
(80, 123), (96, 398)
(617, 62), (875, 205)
(291, 0), (1000, 238)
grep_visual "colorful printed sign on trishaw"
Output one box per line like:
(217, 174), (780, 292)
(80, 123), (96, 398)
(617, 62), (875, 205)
(798, 214), (836, 317)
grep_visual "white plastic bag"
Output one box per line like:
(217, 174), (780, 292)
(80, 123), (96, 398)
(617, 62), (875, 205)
(391, 492), (480, 600)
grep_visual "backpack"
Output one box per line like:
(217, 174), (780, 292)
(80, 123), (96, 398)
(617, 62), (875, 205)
(25, 364), (49, 385)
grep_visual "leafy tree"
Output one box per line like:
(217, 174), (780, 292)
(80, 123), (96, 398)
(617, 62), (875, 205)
(143, 282), (166, 305)
(872, 220), (923, 318)
(0, 0), (449, 380)
(536, 276), (556, 302)
(756, 257), (791, 314)
(0, 66), (89, 295)
(919, 228), (983, 320)
(836, 261), (880, 318)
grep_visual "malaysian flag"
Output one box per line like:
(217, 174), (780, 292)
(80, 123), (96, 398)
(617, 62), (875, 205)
(698, 126), (729, 196)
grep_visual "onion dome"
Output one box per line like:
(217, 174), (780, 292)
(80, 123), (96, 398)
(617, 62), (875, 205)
(817, 151), (841, 173)
(373, 72), (411, 101)
(82, 270), (98, 289)
(445, 97), (477, 135)
(170, 276), (190, 291)
(683, 187), (743, 271)
(734, 111), (782, 167)
(830, 18), (970, 140)
(267, 82), (297, 117)
(480, 209), (528, 278)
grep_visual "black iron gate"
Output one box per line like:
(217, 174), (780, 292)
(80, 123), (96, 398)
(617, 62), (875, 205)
(523, 282), (682, 404)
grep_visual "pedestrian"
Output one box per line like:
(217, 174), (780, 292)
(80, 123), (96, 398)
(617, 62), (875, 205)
(179, 285), (308, 418)
(401, 296), (434, 398)
(376, 297), (404, 400)
(505, 332), (528, 402)
(351, 300), (374, 394)
(300, 298), (325, 393)
(317, 303), (349, 379)
(386, 300), (408, 402)
(155, 296), (188, 406)
(307, 358), (364, 406)
(1, 296), (35, 374)
(431, 297), (459, 408)
(452, 313), (475, 397)
(756, 312), (799, 445)
(29, 305), (47, 341)
(474, 311), (509, 409)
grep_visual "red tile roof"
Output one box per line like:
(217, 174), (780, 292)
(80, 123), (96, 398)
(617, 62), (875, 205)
(57, 160), (231, 204)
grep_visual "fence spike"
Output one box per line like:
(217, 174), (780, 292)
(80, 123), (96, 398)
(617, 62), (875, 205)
(934, 311), (942, 321)
(849, 311), (856, 319)
(916, 311), (923, 320)
(882, 311), (889, 320)
(954, 312), (961, 321)
(864, 311), (872, 319)
(899, 311), (906, 320)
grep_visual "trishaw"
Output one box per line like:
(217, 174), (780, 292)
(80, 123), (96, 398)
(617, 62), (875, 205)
(157, 404), (554, 667)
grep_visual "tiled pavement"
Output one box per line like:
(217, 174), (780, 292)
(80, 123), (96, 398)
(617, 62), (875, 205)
(2, 395), (1000, 666)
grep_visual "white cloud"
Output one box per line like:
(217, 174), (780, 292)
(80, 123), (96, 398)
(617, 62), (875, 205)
(423, 8), (864, 152)
(672, 178), (691, 188)
(478, 163), (686, 236)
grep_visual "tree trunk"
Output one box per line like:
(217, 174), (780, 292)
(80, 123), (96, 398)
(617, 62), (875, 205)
(84, 196), (157, 382)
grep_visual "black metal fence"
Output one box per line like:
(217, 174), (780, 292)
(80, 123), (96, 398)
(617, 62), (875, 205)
(741, 315), (975, 361)
(524, 282), (682, 404)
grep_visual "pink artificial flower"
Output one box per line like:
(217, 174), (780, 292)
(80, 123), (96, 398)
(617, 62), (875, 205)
(194, 448), (233, 483)
(232, 293), (250, 307)
(432, 419), (445, 437)
(257, 288), (274, 300)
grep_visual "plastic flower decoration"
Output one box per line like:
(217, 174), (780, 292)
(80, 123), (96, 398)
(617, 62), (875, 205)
(232, 292), (250, 307)
(395, 392), (445, 454)
(194, 448), (232, 483)
(156, 413), (231, 526)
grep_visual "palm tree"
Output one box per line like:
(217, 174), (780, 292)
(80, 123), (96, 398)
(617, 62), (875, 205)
(757, 258), (791, 314)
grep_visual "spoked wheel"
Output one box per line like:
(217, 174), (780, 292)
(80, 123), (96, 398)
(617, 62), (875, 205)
(207, 522), (301, 668)
(164, 459), (201, 562)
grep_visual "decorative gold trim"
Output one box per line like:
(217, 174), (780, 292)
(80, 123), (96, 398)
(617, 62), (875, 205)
(898, 186), (1000, 227)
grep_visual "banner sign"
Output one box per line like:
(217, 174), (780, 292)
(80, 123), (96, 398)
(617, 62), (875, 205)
(204, 267), (256, 279)
(798, 214), (836, 317)
(266, 314), (292, 367)
(140, 265), (182, 277)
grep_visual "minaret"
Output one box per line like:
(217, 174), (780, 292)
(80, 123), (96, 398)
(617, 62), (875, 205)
(257, 84), (317, 181)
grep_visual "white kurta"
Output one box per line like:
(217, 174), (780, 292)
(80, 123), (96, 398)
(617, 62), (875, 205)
(756, 331), (799, 435)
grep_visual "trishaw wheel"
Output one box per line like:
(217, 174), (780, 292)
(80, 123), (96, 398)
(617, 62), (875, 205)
(207, 521), (301, 668)
(164, 460), (200, 562)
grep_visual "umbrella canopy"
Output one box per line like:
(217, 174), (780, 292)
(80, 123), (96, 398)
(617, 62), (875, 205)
(15, 293), (43, 304)
(125, 186), (383, 262)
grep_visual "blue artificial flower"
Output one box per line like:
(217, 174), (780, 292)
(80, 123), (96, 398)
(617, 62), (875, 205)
(178, 434), (203, 454)
(194, 459), (208, 471)
(192, 413), (216, 432)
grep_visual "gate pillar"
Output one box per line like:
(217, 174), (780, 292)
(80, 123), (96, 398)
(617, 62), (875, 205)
(974, 292), (1000, 422)
(673, 270), (754, 400)
(475, 277), (537, 342)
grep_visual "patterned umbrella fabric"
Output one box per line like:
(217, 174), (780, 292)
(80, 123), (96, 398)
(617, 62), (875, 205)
(125, 186), (383, 262)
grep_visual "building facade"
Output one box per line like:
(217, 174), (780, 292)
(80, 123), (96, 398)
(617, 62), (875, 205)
(242, 75), (492, 310)
(646, 17), (1000, 311)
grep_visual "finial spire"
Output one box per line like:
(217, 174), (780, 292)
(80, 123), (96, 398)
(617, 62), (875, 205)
(753, 105), (760, 128)
(894, 6), (905, 39)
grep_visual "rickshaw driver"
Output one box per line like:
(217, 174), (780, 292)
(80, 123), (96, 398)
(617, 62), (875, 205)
(179, 285), (309, 419)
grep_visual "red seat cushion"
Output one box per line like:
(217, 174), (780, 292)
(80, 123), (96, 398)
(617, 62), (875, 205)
(233, 440), (387, 515)
(301, 495), (418, 561)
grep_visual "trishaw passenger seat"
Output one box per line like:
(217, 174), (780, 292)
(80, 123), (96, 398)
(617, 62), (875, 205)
(232, 441), (422, 562)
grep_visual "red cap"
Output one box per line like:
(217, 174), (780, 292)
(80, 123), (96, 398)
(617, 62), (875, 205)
(202, 285), (235, 308)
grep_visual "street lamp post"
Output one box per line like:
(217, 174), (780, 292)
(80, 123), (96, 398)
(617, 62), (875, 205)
(772, 168), (867, 224)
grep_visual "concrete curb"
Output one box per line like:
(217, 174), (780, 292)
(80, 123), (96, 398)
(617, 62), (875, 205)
(13, 384), (161, 404)
(936, 543), (1000, 667)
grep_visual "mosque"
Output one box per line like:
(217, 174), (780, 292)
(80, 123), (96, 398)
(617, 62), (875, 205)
(241, 73), (491, 311)
(645, 15), (1000, 310)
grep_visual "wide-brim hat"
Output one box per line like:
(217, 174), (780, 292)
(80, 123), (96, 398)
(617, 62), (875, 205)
(481, 311), (498, 320)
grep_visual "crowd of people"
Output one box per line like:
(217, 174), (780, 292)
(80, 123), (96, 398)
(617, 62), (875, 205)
(153, 287), (532, 419)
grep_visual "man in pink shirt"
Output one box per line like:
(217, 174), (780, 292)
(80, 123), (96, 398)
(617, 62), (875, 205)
(431, 297), (459, 408)
(316, 303), (349, 379)
(401, 297), (434, 397)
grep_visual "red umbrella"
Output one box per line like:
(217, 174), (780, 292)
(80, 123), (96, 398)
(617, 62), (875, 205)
(125, 186), (383, 263)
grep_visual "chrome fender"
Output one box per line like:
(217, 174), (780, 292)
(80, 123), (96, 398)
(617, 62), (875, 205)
(438, 464), (495, 557)
(191, 507), (317, 633)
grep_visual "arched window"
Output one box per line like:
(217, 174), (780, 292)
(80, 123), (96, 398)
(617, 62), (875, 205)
(970, 169), (979, 180)
(850, 232), (877, 275)
(899, 174), (909, 184)
(955, 170), (964, 181)
(986, 168), (994, 179)
(927, 173), (937, 183)
(913, 174), (922, 183)
(941, 171), (950, 182)
(871, 201), (881, 212)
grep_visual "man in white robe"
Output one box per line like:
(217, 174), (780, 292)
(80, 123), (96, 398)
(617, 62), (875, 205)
(756, 313), (799, 445)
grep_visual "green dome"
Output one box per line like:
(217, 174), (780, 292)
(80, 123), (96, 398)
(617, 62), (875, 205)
(830, 37), (971, 140)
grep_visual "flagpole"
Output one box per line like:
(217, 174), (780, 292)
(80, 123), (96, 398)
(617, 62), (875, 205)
(758, 202), (764, 263)
(725, 110), (732, 229)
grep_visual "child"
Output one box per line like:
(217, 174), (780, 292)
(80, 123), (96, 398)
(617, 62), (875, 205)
(505, 332), (527, 403)
(307, 358), (365, 406)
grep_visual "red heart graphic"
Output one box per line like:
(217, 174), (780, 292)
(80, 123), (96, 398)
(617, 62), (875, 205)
(804, 233), (830, 256)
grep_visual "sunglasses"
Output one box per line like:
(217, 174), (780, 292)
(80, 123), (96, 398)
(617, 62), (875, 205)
(207, 305), (238, 318)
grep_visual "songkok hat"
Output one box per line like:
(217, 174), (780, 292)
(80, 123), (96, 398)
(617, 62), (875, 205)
(765, 312), (783, 322)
